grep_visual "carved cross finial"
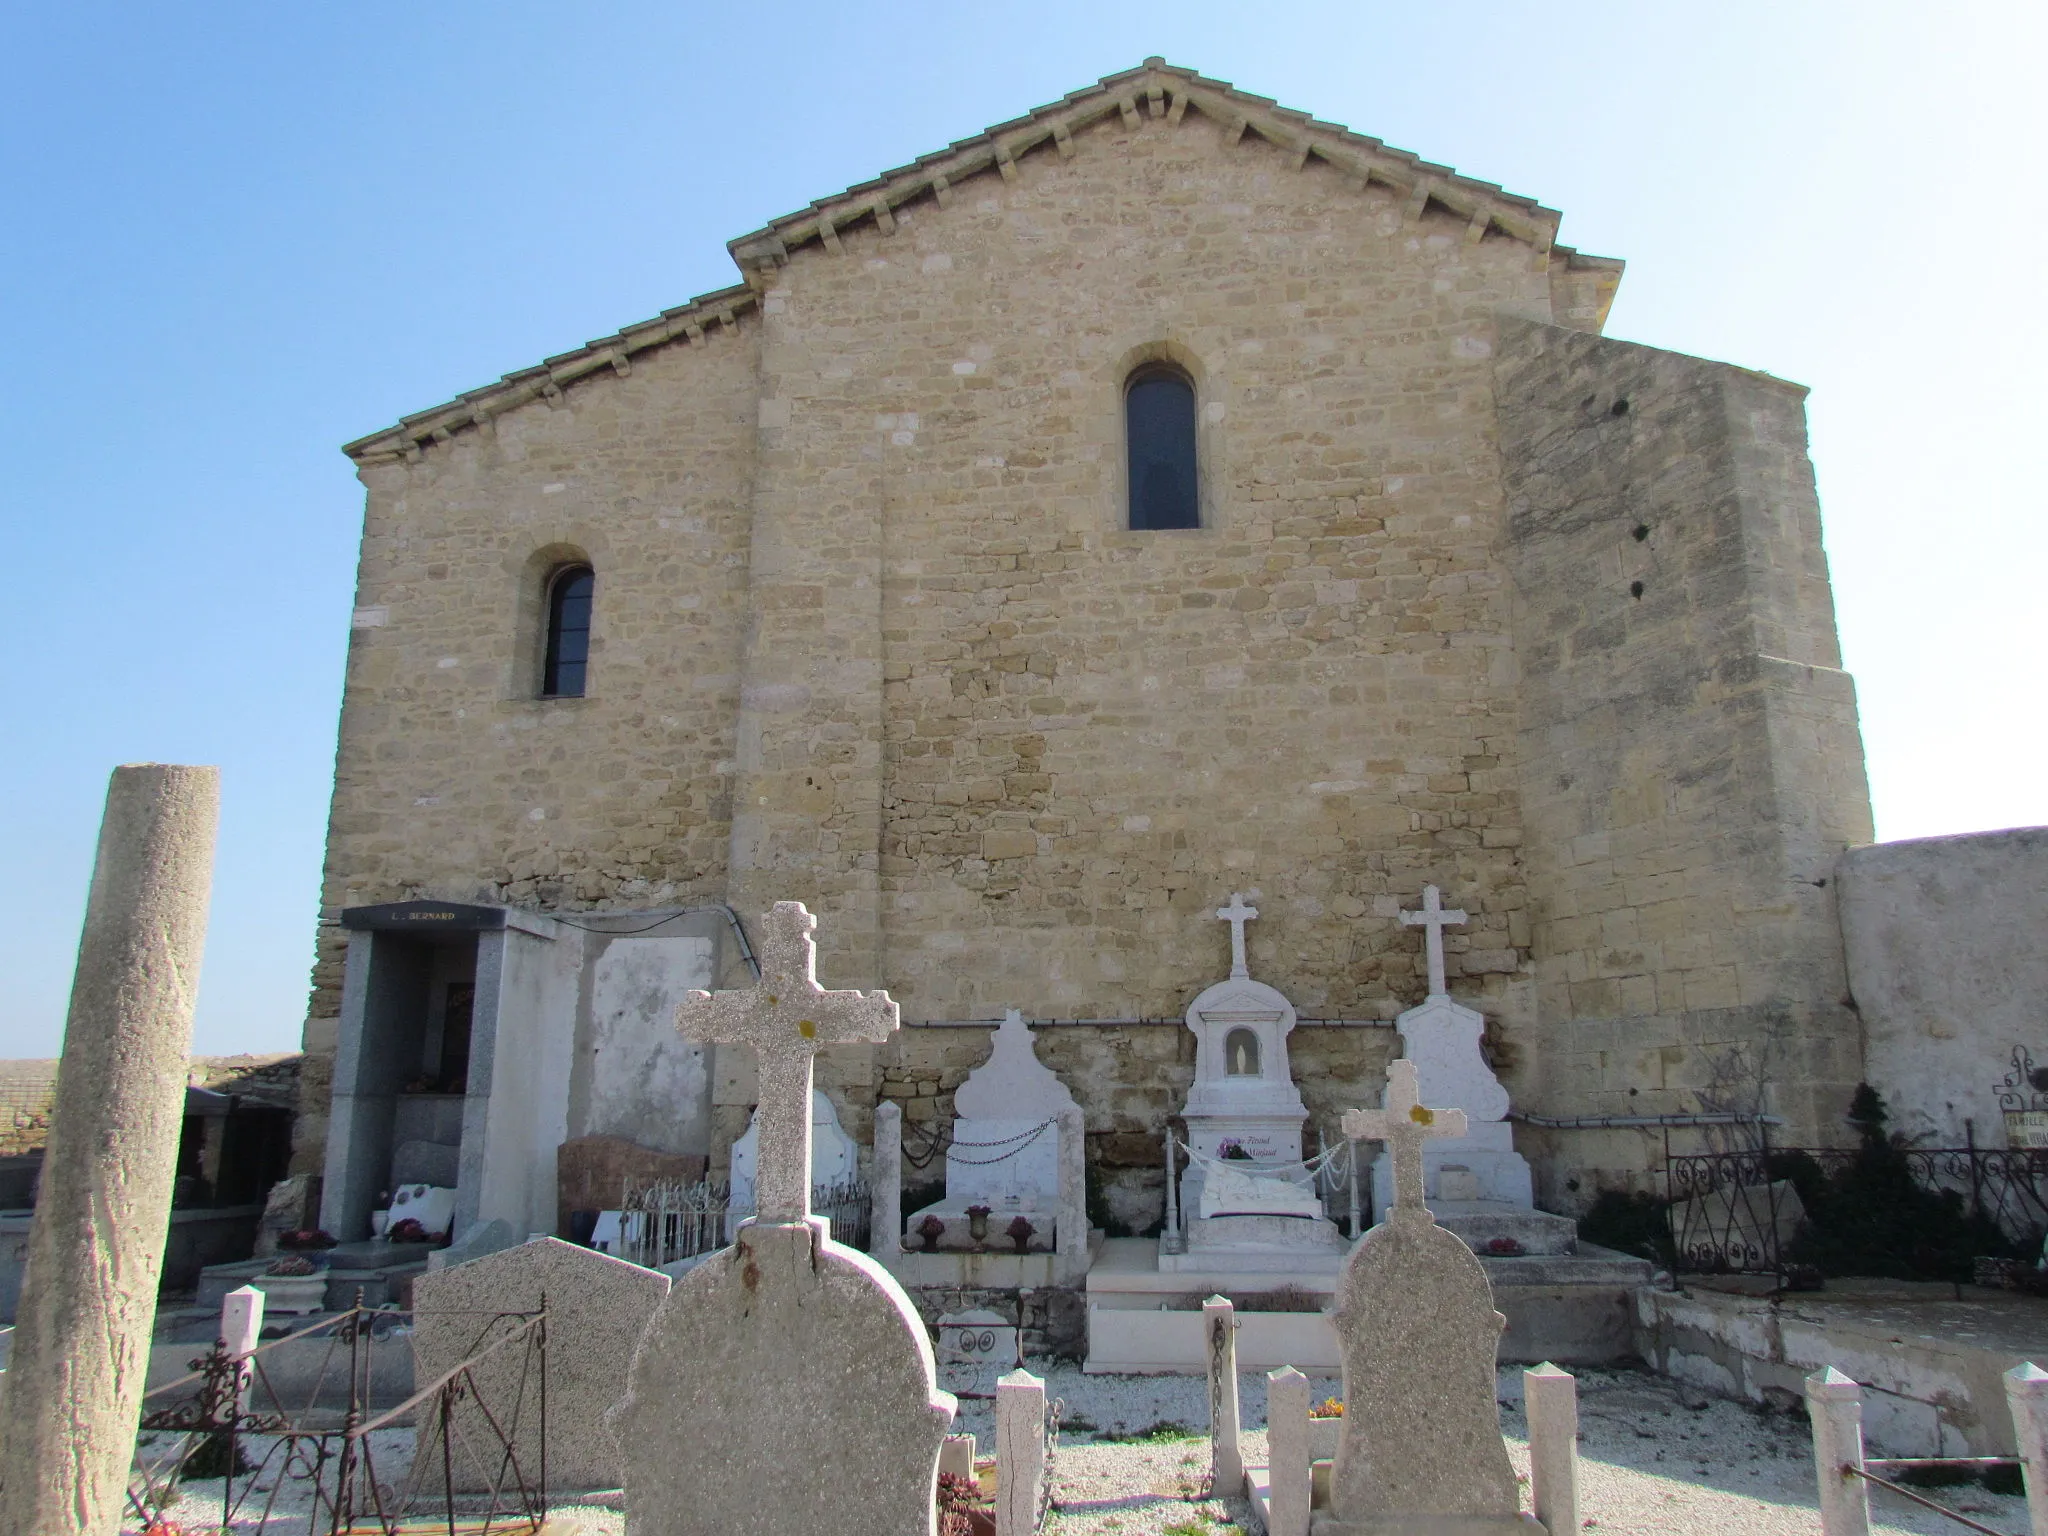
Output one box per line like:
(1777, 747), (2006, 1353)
(1342, 1059), (1467, 1216)
(1399, 884), (1468, 998)
(676, 901), (898, 1224)
(1216, 892), (1258, 979)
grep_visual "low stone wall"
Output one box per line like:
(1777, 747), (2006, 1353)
(1636, 1283), (2048, 1456)
(901, 1283), (1088, 1362)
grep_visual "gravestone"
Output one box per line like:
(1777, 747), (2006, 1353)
(902, 1009), (1075, 1251)
(412, 1236), (670, 1493)
(726, 1086), (858, 1239)
(1323, 1059), (1527, 1533)
(1373, 886), (1536, 1223)
(613, 902), (955, 1535)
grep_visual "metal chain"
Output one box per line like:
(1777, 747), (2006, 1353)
(1036, 1395), (1064, 1533)
(944, 1120), (1057, 1166)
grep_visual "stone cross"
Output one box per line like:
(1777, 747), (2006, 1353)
(1342, 1059), (1467, 1215)
(1217, 891), (1258, 979)
(676, 901), (898, 1224)
(1399, 883), (1468, 997)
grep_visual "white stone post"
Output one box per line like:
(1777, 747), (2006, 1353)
(1346, 1135), (1363, 1237)
(2004, 1361), (2048, 1536)
(1806, 1366), (1871, 1536)
(221, 1284), (265, 1423)
(872, 1099), (903, 1259)
(1205, 1294), (1244, 1495)
(1162, 1124), (1181, 1253)
(1055, 1105), (1087, 1283)
(1266, 1365), (1311, 1536)
(995, 1366), (1046, 1536)
(938, 1432), (976, 1481)
(1525, 1362), (1578, 1535)
(0, 764), (219, 1536)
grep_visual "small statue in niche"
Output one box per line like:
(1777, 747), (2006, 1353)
(1225, 1027), (1261, 1077)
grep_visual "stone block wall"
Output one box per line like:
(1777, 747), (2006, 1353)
(1495, 319), (1873, 1193)
(301, 66), (1875, 1206)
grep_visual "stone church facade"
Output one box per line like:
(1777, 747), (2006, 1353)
(299, 61), (1872, 1245)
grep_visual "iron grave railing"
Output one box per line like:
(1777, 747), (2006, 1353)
(1665, 1132), (2048, 1278)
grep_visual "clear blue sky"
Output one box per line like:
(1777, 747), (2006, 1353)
(4, 2), (2042, 1059)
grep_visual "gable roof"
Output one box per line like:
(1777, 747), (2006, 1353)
(346, 59), (1621, 466)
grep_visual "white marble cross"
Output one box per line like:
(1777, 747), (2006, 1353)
(1399, 884), (1468, 997)
(1216, 892), (1258, 979)
(1342, 1059), (1467, 1215)
(676, 901), (898, 1224)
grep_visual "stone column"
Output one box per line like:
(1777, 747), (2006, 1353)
(1806, 1366), (1871, 1536)
(1055, 1105), (1087, 1283)
(2004, 1362), (2048, 1536)
(1525, 1362), (1578, 1534)
(994, 1366), (1046, 1536)
(1204, 1294), (1243, 1495)
(1265, 1365), (1311, 1536)
(0, 763), (218, 1536)
(872, 1098), (903, 1260)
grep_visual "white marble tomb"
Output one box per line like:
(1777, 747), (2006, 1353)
(1165, 894), (1345, 1272)
(1373, 886), (1537, 1222)
(903, 1009), (1074, 1252)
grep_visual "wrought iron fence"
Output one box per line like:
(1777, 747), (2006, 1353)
(128, 1299), (546, 1535)
(1665, 1137), (2048, 1277)
(619, 1174), (871, 1268)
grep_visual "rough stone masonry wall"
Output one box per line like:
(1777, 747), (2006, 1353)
(720, 102), (1569, 1159)
(707, 106), (1606, 1167)
(1495, 318), (1873, 1201)
(294, 327), (762, 1171)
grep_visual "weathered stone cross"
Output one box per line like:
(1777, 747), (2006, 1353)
(1216, 891), (1258, 979)
(1399, 883), (1468, 997)
(1342, 1059), (1467, 1216)
(676, 901), (898, 1225)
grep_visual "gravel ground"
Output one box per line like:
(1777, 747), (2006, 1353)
(131, 1364), (2032, 1535)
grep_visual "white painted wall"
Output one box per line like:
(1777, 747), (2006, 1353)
(586, 935), (715, 1156)
(1838, 827), (2048, 1146)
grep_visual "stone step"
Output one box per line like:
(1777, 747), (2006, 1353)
(1432, 1202), (1580, 1257)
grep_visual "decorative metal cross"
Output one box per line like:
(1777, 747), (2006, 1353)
(676, 901), (899, 1225)
(1342, 1059), (1467, 1216)
(1399, 884), (1468, 998)
(1216, 892), (1258, 979)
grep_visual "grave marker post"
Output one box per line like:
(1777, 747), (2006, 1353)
(1806, 1367), (1871, 1536)
(995, 1367), (1046, 1536)
(1525, 1362), (1579, 1534)
(2004, 1362), (2048, 1536)
(1266, 1365), (1312, 1536)
(1205, 1294), (1244, 1494)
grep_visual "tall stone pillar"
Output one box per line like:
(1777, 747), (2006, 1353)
(0, 764), (219, 1536)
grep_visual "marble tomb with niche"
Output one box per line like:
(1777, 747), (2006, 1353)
(1162, 894), (1346, 1275)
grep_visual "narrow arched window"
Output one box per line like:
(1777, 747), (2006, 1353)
(1125, 365), (1199, 529)
(540, 564), (593, 698)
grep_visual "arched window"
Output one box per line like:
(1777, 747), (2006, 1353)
(1224, 1028), (1261, 1077)
(1125, 365), (1199, 529)
(540, 565), (594, 698)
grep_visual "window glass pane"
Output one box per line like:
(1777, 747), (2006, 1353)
(1126, 371), (1199, 529)
(542, 565), (594, 697)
